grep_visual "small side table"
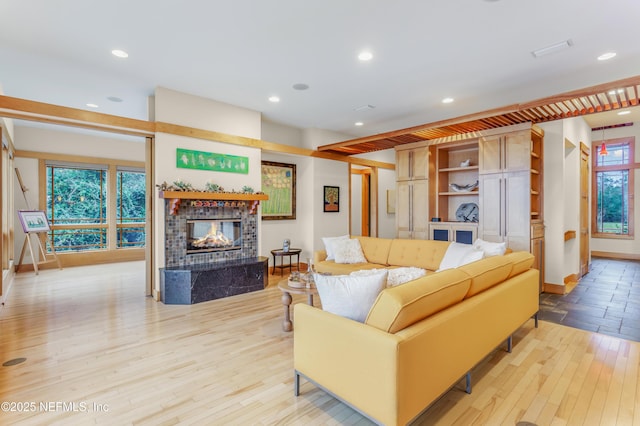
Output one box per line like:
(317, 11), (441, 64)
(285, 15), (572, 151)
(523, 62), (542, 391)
(270, 248), (302, 276)
(277, 280), (318, 332)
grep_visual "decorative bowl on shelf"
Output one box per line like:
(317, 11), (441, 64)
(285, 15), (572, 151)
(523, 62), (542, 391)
(449, 180), (479, 192)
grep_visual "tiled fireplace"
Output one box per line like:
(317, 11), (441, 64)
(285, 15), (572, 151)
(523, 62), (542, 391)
(160, 194), (267, 304)
(164, 200), (257, 267)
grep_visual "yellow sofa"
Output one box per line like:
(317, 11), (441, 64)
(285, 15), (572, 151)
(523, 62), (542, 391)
(314, 236), (453, 275)
(295, 247), (539, 426)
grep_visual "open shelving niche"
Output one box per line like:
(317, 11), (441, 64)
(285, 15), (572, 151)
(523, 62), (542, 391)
(430, 140), (480, 222)
(428, 140), (479, 243)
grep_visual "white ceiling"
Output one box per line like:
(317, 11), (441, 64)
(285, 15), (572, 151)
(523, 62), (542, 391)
(1, 0), (639, 139)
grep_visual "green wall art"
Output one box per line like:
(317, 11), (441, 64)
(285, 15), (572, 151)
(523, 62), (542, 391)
(261, 161), (296, 220)
(176, 148), (249, 174)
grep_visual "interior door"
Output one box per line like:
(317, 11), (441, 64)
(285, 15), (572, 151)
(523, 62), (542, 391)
(580, 143), (590, 276)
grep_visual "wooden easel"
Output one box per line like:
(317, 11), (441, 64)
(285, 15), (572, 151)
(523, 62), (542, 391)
(15, 168), (62, 275)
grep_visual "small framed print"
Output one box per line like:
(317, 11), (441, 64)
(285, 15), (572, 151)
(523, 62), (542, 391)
(17, 210), (50, 233)
(323, 186), (340, 212)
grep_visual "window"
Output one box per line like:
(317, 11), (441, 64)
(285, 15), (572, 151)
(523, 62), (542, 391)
(46, 162), (145, 252)
(116, 169), (146, 248)
(592, 138), (634, 238)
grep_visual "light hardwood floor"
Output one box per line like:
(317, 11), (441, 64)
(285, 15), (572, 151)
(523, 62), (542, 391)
(1, 262), (639, 425)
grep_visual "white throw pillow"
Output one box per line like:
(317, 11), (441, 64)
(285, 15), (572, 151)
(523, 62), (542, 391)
(314, 271), (388, 322)
(333, 239), (367, 264)
(438, 242), (484, 271)
(322, 234), (350, 260)
(387, 267), (427, 286)
(473, 238), (507, 257)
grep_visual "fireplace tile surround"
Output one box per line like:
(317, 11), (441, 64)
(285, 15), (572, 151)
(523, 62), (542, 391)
(164, 201), (257, 267)
(161, 195), (265, 304)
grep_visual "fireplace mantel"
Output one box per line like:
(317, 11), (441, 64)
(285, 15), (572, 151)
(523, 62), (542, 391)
(159, 191), (268, 215)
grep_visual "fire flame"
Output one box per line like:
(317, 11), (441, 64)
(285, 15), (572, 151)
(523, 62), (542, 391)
(192, 222), (233, 248)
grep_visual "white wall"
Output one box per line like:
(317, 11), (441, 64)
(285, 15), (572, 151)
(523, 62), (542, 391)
(540, 117), (591, 286)
(12, 125), (146, 261)
(313, 158), (350, 251)
(152, 89), (262, 292)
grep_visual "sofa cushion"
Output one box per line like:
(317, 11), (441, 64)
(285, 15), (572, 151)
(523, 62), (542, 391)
(333, 238), (367, 264)
(505, 251), (535, 278)
(355, 236), (394, 265)
(387, 239), (451, 271)
(322, 234), (350, 260)
(365, 269), (471, 333)
(314, 260), (385, 275)
(458, 256), (513, 298)
(314, 270), (388, 322)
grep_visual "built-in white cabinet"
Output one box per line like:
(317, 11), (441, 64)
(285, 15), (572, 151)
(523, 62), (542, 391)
(478, 170), (530, 251)
(396, 146), (429, 181)
(429, 222), (478, 244)
(396, 145), (429, 239)
(479, 131), (531, 174)
(477, 125), (544, 255)
(397, 180), (429, 239)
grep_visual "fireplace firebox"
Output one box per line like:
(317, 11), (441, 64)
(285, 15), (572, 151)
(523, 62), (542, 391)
(186, 219), (242, 254)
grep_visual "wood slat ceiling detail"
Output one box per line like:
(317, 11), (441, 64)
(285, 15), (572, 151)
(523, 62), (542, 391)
(318, 75), (640, 156)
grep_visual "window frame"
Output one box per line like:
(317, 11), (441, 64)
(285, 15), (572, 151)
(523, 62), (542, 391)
(591, 136), (635, 239)
(40, 157), (146, 254)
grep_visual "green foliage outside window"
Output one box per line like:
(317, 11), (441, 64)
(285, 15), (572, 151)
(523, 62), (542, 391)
(46, 165), (145, 252)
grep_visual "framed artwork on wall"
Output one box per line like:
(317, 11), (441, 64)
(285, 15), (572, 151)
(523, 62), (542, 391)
(261, 161), (296, 220)
(17, 210), (50, 233)
(386, 189), (396, 214)
(323, 186), (340, 212)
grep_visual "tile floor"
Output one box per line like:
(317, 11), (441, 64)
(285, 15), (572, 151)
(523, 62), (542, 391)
(539, 257), (640, 342)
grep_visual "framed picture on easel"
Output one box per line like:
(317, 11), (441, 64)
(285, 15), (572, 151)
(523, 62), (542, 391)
(17, 210), (50, 233)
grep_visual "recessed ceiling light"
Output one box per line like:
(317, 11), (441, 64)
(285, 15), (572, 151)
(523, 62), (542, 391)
(86, 103), (99, 108)
(598, 52), (616, 61)
(355, 122), (364, 126)
(292, 83), (309, 91)
(111, 49), (129, 58)
(442, 97), (454, 104)
(531, 40), (573, 58)
(358, 51), (373, 61)
(268, 96), (280, 103)
(618, 110), (631, 115)
(107, 96), (123, 102)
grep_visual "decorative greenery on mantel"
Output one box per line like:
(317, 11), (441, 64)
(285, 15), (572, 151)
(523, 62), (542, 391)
(157, 180), (268, 215)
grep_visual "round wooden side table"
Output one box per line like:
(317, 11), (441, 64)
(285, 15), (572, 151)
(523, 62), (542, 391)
(277, 280), (318, 332)
(270, 248), (302, 276)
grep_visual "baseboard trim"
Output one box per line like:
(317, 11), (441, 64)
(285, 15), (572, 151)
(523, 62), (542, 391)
(591, 251), (640, 261)
(543, 283), (566, 295)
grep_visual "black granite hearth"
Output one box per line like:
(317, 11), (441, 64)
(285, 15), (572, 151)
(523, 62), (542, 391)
(161, 256), (268, 304)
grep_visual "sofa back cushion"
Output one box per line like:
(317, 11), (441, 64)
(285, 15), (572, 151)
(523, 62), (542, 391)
(365, 269), (471, 333)
(505, 251), (535, 278)
(355, 236), (394, 265)
(458, 256), (513, 298)
(387, 239), (450, 271)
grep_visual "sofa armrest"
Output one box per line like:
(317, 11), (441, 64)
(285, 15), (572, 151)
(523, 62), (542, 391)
(313, 250), (327, 264)
(294, 304), (400, 425)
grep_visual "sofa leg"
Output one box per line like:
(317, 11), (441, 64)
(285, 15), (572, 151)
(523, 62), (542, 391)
(465, 372), (472, 394)
(294, 371), (300, 396)
(507, 335), (512, 353)
(534, 312), (539, 328)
